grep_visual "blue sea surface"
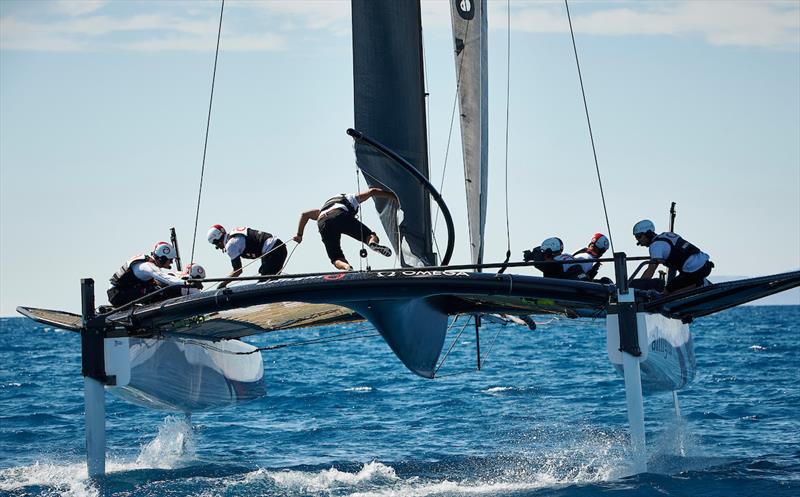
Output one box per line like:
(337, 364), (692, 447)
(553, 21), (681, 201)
(1, 306), (798, 496)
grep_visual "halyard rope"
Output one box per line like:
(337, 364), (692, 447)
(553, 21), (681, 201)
(434, 314), (472, 376)
(564, 0), (615, 253)
(498, 0), (513, 273)
(189, 0), (225, 265)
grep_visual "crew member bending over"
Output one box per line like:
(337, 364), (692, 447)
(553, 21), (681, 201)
(207, 225), (288, 288)
(633, 219), (714, 293)
(293, 188), (395, 271)
(573, 233), (610, 281)
(107, 242), (198, 307)
(523, 237), (587, 280)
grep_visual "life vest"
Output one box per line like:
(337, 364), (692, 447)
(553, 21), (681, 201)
(320, 194), (357, 216)
(109, 254), (153, 291)
(229, 227), (273, 259)
(572, 248), (601, 280)
(530, 247), (585, 279)
(653, 232), (701, 271)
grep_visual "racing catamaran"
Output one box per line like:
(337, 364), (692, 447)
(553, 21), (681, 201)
(17, 0), (800, 478)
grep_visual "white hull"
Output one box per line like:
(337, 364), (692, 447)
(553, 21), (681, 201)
(607, 312), (696, 394)
(105, 337), (266, 412)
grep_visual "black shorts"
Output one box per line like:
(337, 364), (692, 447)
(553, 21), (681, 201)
(318, 210), (375, 264)
(666, 261), (714, 293)
(258, 239), (288, 276)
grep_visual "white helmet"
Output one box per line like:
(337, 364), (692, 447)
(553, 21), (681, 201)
(185, 263), (206, 279)
(589, 233), (610, 254)
(207, 224), (226, 244)
(632, 219), (656, 237)
(152, 241), (176, 260)
(541, 237), (564, 256)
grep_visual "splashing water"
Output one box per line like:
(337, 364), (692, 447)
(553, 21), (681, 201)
(135, 415), (196, 469)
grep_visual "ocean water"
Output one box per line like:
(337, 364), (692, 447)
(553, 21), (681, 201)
(1, 306), (798, 497)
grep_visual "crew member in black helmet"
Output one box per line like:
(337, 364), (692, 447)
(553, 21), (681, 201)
(207, 224), (288, 288)
(293, 188), (396, 271)
(633, 219), (714, 293)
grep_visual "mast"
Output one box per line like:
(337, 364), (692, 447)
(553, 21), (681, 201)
(450, 0), (489, 267)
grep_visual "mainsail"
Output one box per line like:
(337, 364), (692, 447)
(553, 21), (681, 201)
(351, 0), (435, 267)
(450, 0), (489, 266)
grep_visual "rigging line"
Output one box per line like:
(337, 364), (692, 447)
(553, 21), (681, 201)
(434, 314), (472, 376)
(173, 329), (379, 355)
(503, 0), (512, 255)
(433, 13), (471, 235)
(497, 0), (513, 274)
(479, 321), (504, 370)
(278, 241), (299, 274)
(258, 330), (380, 352)
(190, 0), (225, 265)
(206, 239), (294, 290)
(355, 167), (367, 271)
(564, 0), (615, 253)
(420, 21), (434, 205)
(356, 167), (403, 266)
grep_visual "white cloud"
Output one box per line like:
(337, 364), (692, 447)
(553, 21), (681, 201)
(124, 32), (285, 52)
(51, 0), (107, 17)
(1, 1), (797, 52)
(0, 8), (284, 52)
(499, 1), (800, 50)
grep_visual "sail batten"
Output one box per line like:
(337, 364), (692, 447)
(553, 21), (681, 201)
(351, 0), (435, 267)
(450, 0), (488, 266)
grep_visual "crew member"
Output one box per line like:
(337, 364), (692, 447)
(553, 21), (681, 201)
(107, 242), (195, 307)
(523, 237), (587, 280)
(633, 219), (713, 293)
(207, 225), (288, 288)
(293, 188), (395, 271)
(573, 233), (610, 281)
(167, 263), (207, 294)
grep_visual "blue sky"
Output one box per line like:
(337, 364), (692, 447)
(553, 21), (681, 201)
(1, 0), (798, 316)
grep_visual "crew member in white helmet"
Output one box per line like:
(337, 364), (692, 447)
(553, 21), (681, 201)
(107, 242), (195, 307)
(166, 263), (207, 295)
(293, 188), (396, 271)
(207, 225), (287, 288)
(573, 233), (611, 281)
(523, 237), (587, 280)
(633, 219), (713, 293)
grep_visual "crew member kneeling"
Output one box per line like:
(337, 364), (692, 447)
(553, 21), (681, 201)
(573, 233), (611, 282)
(523, 237), (587, 280)
(632, 219), (714, 293)
(107, 242), (199, 307)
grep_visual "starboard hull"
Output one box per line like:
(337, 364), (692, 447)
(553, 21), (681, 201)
(607, 312), (696, 393)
